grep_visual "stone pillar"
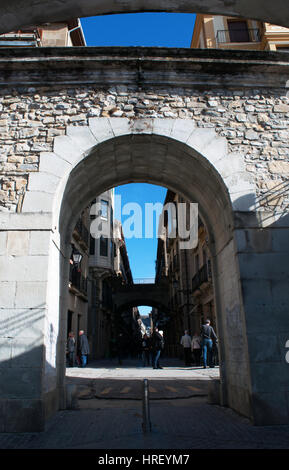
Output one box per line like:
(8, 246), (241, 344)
(0, 213), (63, 431)
(235, 213), (289, 425)
(212, 235), (253, 418)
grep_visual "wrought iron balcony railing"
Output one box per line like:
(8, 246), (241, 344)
(74, 218), (89, 247)
(192, 263), (211, 293)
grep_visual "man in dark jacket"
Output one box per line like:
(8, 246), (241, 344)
(151, 327), (164, 369)
(200, 319), (217, 369)
(78, 330), (90, 368)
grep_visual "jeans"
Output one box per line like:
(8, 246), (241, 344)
(81, 354), (88, 367)
(153, 350), (161, 368)
(202, 339), (213, 367)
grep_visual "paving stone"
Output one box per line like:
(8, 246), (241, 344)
(0, 359), (288, 449)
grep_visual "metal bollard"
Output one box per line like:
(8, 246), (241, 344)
(142, 378), (152, 433)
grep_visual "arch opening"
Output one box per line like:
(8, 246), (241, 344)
(1, 1), (289, 34)
(46, 127), (252, 425)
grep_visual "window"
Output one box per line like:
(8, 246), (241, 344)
(89, 235), (95, 255)
(100, 236), (108, 257)
(101, 200), (109, 219)
(228, 20), (250, 43)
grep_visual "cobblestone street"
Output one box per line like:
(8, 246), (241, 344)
(1, 398), (289, 450)
(1, 359), (289, 450)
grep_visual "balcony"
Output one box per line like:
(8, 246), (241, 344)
(216, 28), (261, 46)
(191, 262), (211, 293)
(0, 30), (42, 47)
(69, 267), (88, 297)
(73, 218), (89, 249)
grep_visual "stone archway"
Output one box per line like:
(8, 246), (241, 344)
(117, 301), (169, 313)
(15, 118), (253, 430)
(1, 0), (289, 34)
(1, 115), (288, 431)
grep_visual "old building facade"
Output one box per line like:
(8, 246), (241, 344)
(0, 18), (85, 48)
(155, 190), (216, 358)
(87, 191), (141, 360)
(67, 209), (90, 356)
(88, 190), (115, 359)
(191, 14), (289, 51)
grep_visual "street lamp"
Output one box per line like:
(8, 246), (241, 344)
(72, 251), (82, 265)
(71, 245), (83, 266)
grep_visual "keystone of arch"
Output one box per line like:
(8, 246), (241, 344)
(22, 118), (256, 213)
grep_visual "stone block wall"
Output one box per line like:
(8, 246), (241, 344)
(0, 85), (288, 214)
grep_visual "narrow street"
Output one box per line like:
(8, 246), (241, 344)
(65, 357), (219, 402)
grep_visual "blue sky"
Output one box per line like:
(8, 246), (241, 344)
(115, 182), (167, 316)
(81, 13), (196, 48)
(81, 13), (196, 315)
(114, 183), (167, 278)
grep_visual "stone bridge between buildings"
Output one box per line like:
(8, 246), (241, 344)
(114, 281), (170, 314)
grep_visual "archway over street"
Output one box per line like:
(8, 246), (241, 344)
(41, 119), (253, 430)
(1, 0), (289, 34)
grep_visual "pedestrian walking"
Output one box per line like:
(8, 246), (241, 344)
(151, 327), (164, 369)
(141, 333), (151, 367)
(180, 330), (192, 366)
(77, 330), (90, 368)
(191, 331), (202, 366)
(200, 319), (218, 368)
(67, 331), (76, 367)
